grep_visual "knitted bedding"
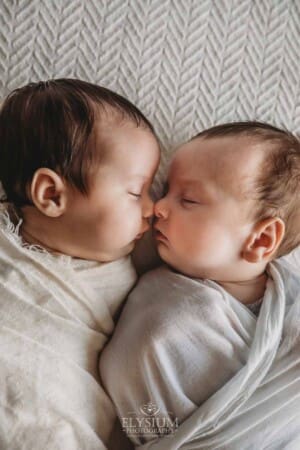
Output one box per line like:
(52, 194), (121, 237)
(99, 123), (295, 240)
(1, 0), (300, 270)
(1, 0), (299, 179)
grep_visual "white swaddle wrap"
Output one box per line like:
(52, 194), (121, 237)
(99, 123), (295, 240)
(100, 260), (300, 449)
(0, 205), (137, 450)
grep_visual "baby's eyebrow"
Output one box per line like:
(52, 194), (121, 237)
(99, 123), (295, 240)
(165, 178), (213, 197)
(167, 178), (204, 191)
(180, 179), (203, 188)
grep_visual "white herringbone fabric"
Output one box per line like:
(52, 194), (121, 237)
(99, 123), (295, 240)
(1, 0), (300, 190)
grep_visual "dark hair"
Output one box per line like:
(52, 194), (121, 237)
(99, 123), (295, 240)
(193, 121), (300, 257)
(0, 78), (155, 207)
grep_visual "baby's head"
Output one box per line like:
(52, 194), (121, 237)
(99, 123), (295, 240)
(154, 122), (300, 282)
(0, 79), (160, 262)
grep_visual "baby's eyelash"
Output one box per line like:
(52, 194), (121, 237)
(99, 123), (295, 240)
(181, 198), (198, 205)
(129, 192), (141, 198)
(183, 198), (197, 202)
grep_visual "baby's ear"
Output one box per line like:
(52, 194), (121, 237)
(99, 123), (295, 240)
(242, 217), (285, 263)
(29, 168), (68, 217)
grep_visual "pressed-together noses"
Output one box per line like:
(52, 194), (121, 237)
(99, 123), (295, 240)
(142, 193), (154, 220)
(154, 196), (169, 219)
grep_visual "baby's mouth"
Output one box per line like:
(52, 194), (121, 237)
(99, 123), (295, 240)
(153, 226), (168, 241)
(136, 225), (150, 240)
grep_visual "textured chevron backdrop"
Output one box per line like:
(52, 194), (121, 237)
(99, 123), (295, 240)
(1, 0), (300, 269)
(1, 0), (300, 172)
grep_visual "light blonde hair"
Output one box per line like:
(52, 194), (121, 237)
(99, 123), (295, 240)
(194, 121), (300, 258)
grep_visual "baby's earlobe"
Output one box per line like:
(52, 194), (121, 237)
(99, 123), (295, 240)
(43, 195), (67, 217)
(242, 217), (285, 263)
(30, 168), (67, 218)
(242, 246), (265, 263)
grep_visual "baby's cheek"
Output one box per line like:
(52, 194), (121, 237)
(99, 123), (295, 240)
(185, 227), (217, 259)
(204, 232), (233, 263)
(118, 203), (142, 230)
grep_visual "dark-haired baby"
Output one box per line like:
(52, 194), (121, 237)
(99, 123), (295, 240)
(0, 79), (159, 449)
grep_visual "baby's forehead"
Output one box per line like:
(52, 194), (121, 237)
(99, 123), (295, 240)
(169, 136), (265, 198)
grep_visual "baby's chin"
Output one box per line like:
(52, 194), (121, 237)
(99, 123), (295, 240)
(156, 250), (207, 279)
(112, 242), (136, 261)
(87, 242), (136, 263)
(156, 249), (183, 273)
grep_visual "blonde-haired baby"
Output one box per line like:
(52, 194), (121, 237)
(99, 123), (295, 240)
(101, 122), (300, 449)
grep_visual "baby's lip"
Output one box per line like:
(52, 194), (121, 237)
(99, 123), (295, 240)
(136, 226), (150, 239)
(153, 226), (168, 241)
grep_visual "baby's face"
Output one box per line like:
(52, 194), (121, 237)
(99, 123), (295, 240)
(154, 135), (264, 280)
(66, 121), (160, 262)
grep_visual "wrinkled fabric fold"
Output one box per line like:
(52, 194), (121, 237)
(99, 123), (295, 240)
(100, 261), (300, 449)
(0, 205), (137, 450)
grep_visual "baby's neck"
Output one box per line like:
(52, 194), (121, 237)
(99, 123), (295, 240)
(217, 271), (268, 305)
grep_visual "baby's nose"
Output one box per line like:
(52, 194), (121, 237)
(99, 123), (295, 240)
(142, 194), (154, 219)
(154, 197), (169, 218)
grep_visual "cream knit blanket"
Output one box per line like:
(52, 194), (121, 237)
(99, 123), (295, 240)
(0, 205), (137, 450)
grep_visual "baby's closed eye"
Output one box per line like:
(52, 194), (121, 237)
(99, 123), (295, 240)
(129, 192), (142, 198)
(181, 198), (199, 204)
